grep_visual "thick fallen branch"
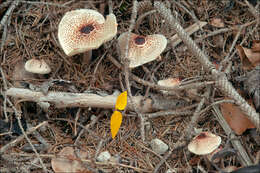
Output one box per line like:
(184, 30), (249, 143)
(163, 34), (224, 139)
(5, 88), (186, 113)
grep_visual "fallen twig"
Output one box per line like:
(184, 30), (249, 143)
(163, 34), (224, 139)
(0, 0), (20, 32)
(122, 0), (146, 142)
(0, 121), (48, 154)
(212, 105), (253, 166)
(170, 21), (207, 49)
(5, 88), (186, 113)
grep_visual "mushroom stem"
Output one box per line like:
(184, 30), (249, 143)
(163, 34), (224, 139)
(203, 155), (211, 171)
(82, 50), (92, 65)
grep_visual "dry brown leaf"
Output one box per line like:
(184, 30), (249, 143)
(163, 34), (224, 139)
(220, 99), (255, 135)
(243, 47), (260, 65)
(252, 40), (260, 52)
(236, 45), (254, 70)
(210, 18), (225, 28)
(51, 146), (90, 173)
(236, 45), (260, 70)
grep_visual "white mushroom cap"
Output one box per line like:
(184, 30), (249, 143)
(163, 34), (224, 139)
(117, 32), (167, 68)
(58, 9), (117, 56)
(158, 78), (180, 87)
(158, 78), (180, 94)
(188, 132), (221, 155)
(24, 59), (51, 74)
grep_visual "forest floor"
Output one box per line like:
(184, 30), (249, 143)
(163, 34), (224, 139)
(0, 0), (260, 172)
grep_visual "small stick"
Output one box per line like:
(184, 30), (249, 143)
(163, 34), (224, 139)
(245, 0), (260, 19)
(170, 21), (207, 49)
(122, 0), (146, 142)
(212, 105), (253, 166)
(146, 110), (193, 119)
(134, 10), (156, 33)
(198, 99), (235, 116)
(0, 67), (9, 122)
(0, 121), (48, 154)
(6, 99), (48, 172)
(74, 112), (103, 145)
(219, 25), (243, 71)
(0, 0), (20, 32)
(27, 123), (50, 150)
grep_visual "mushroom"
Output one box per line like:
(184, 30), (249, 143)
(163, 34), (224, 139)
(24, 59), (51, 74)
(58, 9), (117, 63)
(188, 132), (222, 170)
(188, 131), (221, 155)
(157, 78), (180, 94)
(117, 32), (167, 68)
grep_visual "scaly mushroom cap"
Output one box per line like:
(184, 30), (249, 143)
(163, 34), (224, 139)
(188, 132), (221, 155)
(58, 9), (117, 56)
(24, 59), (51, 74)
(117, 32), (167, 68)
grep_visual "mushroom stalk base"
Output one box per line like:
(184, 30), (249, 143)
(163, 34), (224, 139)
(82, 50), (92, 65)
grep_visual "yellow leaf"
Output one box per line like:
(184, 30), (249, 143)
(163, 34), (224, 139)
(115, 91), (127, 110)
(110, 111), (122, 139)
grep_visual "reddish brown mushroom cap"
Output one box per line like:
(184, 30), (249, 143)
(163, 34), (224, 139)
(117, 32), (167, 68)
(188, 132), (221, 155)
(58, 9), (117, 56)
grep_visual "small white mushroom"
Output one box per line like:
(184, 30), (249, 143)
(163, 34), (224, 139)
(188, 131), (221, 155)
(157, 78), (180, 94)
(24, 59), (51, 74)
(117, 32), (167, 68)
(96, 151), (111, 162)
(150, 138), (169, 155)
(165, 169), (175, 173)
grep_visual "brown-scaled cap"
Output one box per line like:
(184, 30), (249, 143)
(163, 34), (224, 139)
(58, 9), (117, 56)
(117, 32), (167, 68)
(24, 59), (51, 74)
(188, 132), (221, 155)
